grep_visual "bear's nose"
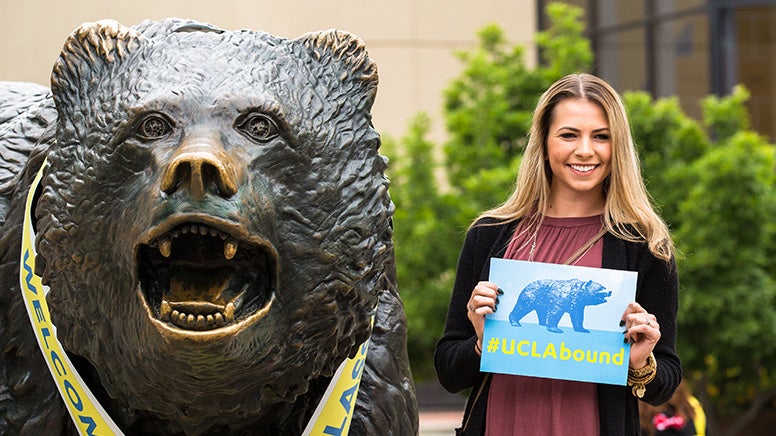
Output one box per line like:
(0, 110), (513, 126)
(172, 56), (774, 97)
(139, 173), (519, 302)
(161, 133), (239, 200)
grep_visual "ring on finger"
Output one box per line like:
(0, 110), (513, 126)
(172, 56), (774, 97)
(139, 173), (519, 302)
(468, 304), (474, 312)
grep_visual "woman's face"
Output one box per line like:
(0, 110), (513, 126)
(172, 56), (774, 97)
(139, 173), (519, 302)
(545, 98), (612, 210)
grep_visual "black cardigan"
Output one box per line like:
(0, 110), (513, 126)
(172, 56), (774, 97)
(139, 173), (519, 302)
(434, 218), (682, 435)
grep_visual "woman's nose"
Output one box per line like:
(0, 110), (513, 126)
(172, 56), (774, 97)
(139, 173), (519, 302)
(575, 137), (594, 157)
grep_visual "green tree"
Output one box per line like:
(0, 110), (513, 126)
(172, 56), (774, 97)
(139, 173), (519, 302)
(383, 114), (462, 380)
(627, 86), (776, 434)
(623, 91), (708, 227)
(675, 93), (776, 434)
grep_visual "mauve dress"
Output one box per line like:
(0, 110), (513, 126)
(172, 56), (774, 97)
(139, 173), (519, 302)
(485, 214), (604, 436)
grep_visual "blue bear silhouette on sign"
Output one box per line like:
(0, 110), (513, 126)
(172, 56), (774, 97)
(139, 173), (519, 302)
(508, 279), (611, 333)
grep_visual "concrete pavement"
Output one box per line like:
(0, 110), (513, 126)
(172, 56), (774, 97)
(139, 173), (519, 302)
(416, 380), (465, 435)
(419, 409), (463, 435)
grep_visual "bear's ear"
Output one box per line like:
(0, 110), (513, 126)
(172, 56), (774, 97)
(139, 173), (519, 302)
(50, 20), (141, 116)
(296, 29), (379, 111)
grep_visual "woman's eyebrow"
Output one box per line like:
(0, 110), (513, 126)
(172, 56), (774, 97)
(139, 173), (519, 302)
(555, 126), (610, 132)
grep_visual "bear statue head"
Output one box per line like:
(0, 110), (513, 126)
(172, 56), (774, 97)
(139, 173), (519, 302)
(31, 18), (393, 433)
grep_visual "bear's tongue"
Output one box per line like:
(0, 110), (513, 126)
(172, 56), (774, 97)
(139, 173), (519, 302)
(159, 267), (247, 329)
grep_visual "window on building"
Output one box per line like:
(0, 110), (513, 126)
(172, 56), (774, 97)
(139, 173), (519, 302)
(537, 0), (776, 141)
(654, 13), (710, 120)
(598, 28), (648, 91)
(736, 5), (776, 141)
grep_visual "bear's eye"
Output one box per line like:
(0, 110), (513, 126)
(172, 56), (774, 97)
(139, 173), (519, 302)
(236, 113), (278, 142)
(136, 114), (173, 140)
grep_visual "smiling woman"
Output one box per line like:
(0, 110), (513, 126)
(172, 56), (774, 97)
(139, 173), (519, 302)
(545, 98), (612, 217)
(434, 73), (681, 436)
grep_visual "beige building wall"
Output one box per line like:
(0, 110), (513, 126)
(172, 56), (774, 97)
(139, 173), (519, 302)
(0, 0), (537, 143)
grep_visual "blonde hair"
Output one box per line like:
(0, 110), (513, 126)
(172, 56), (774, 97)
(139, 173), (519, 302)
(475, 73), (673, 261)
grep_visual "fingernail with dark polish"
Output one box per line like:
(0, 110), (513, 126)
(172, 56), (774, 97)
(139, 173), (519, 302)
(497, 288), (504, 295)
(619, 319), (625, 327)
(623, 337), (629, 344)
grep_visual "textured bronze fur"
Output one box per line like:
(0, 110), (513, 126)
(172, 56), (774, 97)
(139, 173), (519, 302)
(0, 18), (417, 435)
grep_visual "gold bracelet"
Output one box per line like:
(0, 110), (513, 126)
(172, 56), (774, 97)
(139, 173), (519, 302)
(627, 352), (657, 398)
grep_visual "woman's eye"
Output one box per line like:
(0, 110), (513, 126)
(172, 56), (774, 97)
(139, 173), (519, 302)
(136, 114), (173, 140)
(236, 113), (279, 142)
(595, 134), (610, 141)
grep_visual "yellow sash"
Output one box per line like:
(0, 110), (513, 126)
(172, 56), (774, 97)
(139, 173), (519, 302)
(302, 325), (372, 436)
(20, 159), (124, 435)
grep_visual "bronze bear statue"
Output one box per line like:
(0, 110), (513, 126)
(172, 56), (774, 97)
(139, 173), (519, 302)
(0, 18), (417, 435)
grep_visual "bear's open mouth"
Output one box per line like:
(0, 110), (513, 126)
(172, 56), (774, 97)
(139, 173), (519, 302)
(137, 221), (277, 331)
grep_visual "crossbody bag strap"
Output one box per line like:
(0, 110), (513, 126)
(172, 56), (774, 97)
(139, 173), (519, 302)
(460, 373), (491, 434)
(563, 227), (607, 265)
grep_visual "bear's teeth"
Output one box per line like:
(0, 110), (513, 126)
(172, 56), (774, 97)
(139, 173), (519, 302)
(161, 300), (172, 319)
(159, 237), (172, 258)
(224, 239), (237, 260)
(225, 302), (235, 322)
(160, 298), (235, 328)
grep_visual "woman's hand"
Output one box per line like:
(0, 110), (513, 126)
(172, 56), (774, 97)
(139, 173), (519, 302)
(621, 302), (661, 368)
(467, 281), (503, 353)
